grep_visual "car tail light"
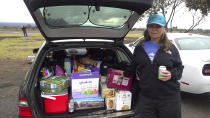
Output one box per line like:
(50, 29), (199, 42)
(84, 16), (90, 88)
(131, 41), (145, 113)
(18, 98), (32, 117)
(202, 64), (210, 76)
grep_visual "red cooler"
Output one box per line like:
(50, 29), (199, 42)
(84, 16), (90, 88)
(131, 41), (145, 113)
(42, 90), (68, 114)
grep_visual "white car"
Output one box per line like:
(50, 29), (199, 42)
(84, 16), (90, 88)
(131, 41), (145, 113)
(125, 33), (210, 95)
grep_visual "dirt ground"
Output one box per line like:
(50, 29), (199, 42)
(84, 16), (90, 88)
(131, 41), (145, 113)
(0, 59), (31, 118)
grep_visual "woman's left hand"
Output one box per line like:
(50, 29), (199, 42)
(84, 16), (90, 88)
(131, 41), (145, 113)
(161, 70), (171, 81)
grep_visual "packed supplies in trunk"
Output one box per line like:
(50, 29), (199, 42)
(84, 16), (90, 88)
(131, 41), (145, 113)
(35, 47), (138, 117)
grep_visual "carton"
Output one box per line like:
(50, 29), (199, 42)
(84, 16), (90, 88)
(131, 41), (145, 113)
(105, 97), (116, 110)
(71, 72), (99, 98)
(100, 82), (115, 98)
(115, 90), (132, 111)
(74, 96), (104, 110)
(107, 68), (133, 91)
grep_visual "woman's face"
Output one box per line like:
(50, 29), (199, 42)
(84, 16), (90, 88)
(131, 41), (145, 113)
(147, 24), (165, 40)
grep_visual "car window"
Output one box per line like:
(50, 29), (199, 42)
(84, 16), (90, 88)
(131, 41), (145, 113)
(41, 6), (89, 26)
(89, 6), (132, 27)
(40, 5), (132, 28)
(175, 37), (210, 50)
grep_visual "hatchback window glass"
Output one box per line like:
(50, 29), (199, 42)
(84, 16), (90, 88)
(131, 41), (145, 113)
(175, 37), (210, 50)
(42, 6), (89, 27)
(40, 5), (132, 28)
(89, 7), (132, 27)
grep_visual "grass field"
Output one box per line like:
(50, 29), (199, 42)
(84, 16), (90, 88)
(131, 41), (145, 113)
(0, 33), (44, 60)
(0, 32), (141, 60)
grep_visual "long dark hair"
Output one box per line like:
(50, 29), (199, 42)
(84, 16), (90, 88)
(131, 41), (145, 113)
(139, 29), (172, 52)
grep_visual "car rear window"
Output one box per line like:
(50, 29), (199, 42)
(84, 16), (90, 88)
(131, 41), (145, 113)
(175, 37), (210, 50)
(40, 5), (132, 29)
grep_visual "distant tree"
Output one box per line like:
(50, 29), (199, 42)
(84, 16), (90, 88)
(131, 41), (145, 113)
(184, 0), (209, 32)
(185, 0), (210, 16)
(140, 0), (209, 32)
(142, 0), (183, 31)
(184, 10), (205, 33)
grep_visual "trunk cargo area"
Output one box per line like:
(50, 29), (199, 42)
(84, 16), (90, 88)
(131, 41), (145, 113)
(34, 47), (140, 118)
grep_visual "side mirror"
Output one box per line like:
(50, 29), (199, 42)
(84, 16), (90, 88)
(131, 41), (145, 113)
(33, 48), (39, 54)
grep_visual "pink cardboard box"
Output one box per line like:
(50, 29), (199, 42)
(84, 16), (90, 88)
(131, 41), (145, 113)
(107, 68), (132, 91)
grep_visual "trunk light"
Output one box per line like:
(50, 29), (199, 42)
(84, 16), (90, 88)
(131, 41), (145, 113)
(18, 98), (32, 117)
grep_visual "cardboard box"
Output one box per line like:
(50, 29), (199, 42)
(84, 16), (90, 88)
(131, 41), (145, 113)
(71, 72), (99, 98)
(74, 96), (104, 110)
(100, 82), (115, 98)
(115, 90), (132, 111)
(105, 97), (116, 110)
(107, 68), (133, 91)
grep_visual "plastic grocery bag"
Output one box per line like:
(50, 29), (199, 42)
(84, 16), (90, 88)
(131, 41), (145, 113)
(55, 65), (64, 76)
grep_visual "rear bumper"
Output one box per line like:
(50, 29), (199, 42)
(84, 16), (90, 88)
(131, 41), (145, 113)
(181, 92), (210, 100)
(19, 116), (32, 118)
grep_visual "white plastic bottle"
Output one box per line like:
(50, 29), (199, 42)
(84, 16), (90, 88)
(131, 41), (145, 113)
(68, 97), (74, 113)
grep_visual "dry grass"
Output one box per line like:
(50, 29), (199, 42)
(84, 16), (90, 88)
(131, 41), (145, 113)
(0, 31), (141, 60)
(0, 33), (44, 60)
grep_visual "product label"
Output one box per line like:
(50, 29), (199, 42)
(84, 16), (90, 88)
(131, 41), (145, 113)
(51, 83), (57, 90)
(112, 75), (119, 84)
(117, 78), (122, 85)
(121, 77), (129, 86)
(40, 81), (46, 87)
(158, 73), (163, 80)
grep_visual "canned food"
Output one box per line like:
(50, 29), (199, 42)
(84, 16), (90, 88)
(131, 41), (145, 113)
(158, 66), (166, 80)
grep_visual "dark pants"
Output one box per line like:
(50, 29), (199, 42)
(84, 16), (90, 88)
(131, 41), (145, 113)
(23, 32), (27, 37)
(135, 94), (182, 118)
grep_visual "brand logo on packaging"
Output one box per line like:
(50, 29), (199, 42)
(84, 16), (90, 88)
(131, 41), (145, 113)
(79, 81), (92, 85)
(79, 73), (93, 76)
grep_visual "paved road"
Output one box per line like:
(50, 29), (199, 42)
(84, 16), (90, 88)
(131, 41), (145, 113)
(181, 93), (210, 118)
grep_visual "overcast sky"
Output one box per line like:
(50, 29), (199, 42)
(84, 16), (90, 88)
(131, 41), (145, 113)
(1, 0), (210, 29)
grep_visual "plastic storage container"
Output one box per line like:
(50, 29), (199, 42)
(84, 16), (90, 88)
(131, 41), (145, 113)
(42, 90), (68, 114)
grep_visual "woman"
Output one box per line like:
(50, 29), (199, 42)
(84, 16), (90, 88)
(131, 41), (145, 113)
(119, 14), (184, 118)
